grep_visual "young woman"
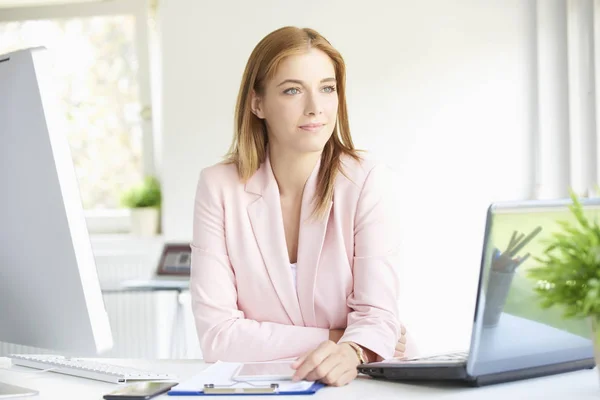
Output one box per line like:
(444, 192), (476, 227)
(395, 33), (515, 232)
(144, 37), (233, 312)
(190, 26), (414, 387)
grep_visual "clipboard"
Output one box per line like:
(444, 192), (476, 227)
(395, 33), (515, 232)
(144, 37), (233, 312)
(169, 381), (325, 395)
(167, 361), (325, 396)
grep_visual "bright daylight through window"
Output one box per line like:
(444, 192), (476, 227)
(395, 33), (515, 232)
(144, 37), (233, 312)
(0, 15), (144, 210)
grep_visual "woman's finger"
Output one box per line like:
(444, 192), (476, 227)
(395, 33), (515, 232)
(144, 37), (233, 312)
(330, 367), (358, 387)
(292, 341), (336, 381)
(305, 352), (341, 382)
(320, 359), (348, 385)
(292, 353), (308, 369)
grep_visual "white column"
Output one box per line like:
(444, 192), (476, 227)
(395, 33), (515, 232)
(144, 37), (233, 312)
(567, 0), (597, 196)
(594, 0), (600, 195)
(535, 0), (570, 199)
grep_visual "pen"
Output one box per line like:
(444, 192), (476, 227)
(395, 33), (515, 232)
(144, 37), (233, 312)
(492, 248), (501, 260)
(506, 231), (518, 253)
(508, 226), (542, 257)
(511, 253), (530, 271)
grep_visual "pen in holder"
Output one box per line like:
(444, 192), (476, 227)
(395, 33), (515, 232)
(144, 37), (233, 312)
(483, 226), (541, 328)
(483, 257), (517, 327)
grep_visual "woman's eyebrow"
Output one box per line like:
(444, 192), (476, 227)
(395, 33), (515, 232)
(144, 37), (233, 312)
(277, 77), (336, 87)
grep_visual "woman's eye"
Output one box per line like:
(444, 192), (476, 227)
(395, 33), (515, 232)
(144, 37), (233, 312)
(322, 85), (337, 93)
(284, 88), (300, 95)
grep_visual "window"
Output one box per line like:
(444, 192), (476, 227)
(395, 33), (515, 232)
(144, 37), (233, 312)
(0, 0), (155, 232)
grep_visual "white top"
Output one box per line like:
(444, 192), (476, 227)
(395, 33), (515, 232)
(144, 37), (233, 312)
(291, 263), (298, 290)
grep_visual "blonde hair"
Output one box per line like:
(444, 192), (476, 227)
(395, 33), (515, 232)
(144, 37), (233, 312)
(225, 26), (361, 219)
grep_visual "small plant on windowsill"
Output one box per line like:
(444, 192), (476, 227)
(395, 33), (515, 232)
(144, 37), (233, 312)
(526, 190), (600, 384)
(120, 176), (161, 236)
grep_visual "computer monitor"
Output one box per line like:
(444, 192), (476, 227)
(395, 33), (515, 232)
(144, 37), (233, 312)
(0, 47), (113, 391)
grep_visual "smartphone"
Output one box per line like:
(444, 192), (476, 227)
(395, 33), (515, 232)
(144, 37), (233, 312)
(103, 381), (178, 400)
(232, 361), (296, 382)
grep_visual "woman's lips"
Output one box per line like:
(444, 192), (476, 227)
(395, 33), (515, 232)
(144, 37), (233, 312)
(299, 123), (325, 132)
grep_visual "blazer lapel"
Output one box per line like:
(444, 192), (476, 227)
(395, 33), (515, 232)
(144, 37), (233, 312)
(246, 155), (304, 326)
(296, 158), (333, 328)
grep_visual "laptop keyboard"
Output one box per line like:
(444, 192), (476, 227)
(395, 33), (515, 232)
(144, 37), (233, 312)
(404, 351), (469, 363)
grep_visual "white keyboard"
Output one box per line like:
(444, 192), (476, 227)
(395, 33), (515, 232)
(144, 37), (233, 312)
(9, 354), (177, 384)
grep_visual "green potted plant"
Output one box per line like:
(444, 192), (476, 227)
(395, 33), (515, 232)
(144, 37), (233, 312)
(527, 190), (600, 380)
(120, 175), (161, 236)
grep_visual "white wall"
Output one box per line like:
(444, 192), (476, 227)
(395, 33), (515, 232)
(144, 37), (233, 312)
(157, 0), (536, 354)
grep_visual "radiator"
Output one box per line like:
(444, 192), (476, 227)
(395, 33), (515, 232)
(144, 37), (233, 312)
(0, 236), (202, 360)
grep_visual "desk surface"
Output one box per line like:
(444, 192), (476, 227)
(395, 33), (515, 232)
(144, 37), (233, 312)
(0, 358), (598, 399)
(101, 278), (189, 293)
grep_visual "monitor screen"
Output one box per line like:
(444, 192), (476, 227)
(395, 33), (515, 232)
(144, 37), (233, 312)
(469, 200), (595, 376)
(0, 47), (112, 356)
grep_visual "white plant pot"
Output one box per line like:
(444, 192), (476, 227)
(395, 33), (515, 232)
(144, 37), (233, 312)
(130, 207), (160, 236)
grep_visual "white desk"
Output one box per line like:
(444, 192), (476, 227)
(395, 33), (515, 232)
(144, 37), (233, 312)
(0, 358), (598, 399)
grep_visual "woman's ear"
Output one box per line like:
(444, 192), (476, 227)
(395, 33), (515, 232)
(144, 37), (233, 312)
(250, 90), (265, 119)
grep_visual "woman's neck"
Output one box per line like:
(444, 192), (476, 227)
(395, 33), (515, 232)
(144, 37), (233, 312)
(269, 146), (321, 199)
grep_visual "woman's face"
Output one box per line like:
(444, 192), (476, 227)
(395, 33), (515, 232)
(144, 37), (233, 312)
(252, 48), (339, 155)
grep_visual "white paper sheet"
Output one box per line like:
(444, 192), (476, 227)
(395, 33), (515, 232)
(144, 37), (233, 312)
(169, 361), (315, 393)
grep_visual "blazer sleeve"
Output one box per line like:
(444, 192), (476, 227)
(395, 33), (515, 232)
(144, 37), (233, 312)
(190, 168), (329, 363)
(338, 163), (402, 361)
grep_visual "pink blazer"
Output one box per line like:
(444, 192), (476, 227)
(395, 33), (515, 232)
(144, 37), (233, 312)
(190, 152), (409, 363)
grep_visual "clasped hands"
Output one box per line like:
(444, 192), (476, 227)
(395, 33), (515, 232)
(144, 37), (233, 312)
(290, 325), (407, 387)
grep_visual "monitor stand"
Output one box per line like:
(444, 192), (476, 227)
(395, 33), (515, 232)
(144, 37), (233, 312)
(0, 381), (39, 398)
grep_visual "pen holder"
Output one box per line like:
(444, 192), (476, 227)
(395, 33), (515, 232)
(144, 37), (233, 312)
(483, 270), (516, 328)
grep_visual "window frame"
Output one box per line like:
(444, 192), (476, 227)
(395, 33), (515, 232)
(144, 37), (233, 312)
(0, 0), (157, 234)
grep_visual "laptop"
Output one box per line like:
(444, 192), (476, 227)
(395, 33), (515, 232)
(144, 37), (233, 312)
(358, 198), (597, 386)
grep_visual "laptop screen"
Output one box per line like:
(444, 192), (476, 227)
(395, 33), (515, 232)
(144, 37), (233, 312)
(468, 200), (596, 376)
